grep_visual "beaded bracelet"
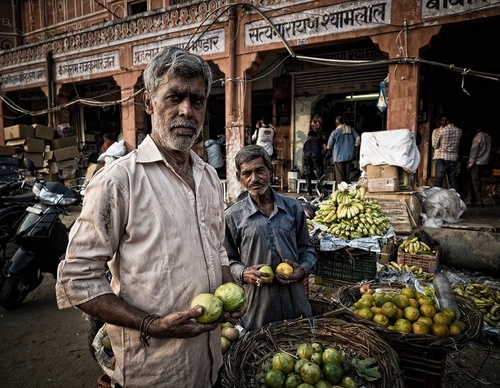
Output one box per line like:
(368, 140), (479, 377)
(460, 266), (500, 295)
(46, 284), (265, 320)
(139, 313), (161, 352)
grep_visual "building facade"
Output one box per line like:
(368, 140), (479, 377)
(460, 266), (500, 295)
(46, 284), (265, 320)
(1, 0), (499, 200)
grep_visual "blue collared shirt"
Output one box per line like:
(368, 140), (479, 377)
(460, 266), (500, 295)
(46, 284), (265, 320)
(224, 190), (317, 331)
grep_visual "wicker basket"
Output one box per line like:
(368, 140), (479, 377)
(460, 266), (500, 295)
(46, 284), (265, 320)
(221, 317), (404, 388)
(330, 282), (483, 387)
(330, 282), (482, 352)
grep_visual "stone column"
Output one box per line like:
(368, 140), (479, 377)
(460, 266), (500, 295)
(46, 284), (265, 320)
(218, 52), (261, 203)
(113, 70), (143, 153)
(371, 26), (441, 132)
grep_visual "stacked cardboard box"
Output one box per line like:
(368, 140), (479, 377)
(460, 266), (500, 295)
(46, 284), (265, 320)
(2, 124), (81, 183)
(366, 164), (414, 192)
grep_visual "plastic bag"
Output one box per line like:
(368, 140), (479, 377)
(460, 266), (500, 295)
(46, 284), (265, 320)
(92, 324), (114, 378)
(421, 188), (466, 227)
(98, 140), (126, 165)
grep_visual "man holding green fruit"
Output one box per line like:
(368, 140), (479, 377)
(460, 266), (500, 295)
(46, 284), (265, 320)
(55, 47), (245, 387)
(224, 145), (317, 331)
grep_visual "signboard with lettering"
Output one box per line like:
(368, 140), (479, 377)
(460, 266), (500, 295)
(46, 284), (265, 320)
(0, 67), (46, 88)
(422, 0), (495, 18)
(245, 0), (390, 47)
(55, 51), (120, 80)
(132, 29), (225, 66)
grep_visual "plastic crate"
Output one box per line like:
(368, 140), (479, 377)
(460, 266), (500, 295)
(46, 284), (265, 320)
(315, 248), (377, 282)
(391, 342), (446, 388)
(397, 249), (440, 272)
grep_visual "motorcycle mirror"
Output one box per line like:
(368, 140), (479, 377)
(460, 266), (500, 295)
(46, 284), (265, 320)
(24, 158), (36, 173)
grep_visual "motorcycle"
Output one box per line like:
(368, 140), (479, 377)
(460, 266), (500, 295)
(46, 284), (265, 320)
(0, 176), (82, 310)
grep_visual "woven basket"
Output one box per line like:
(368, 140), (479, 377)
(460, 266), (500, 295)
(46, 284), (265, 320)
(221, 316), (404, 388)
(330, 281), (483, 353)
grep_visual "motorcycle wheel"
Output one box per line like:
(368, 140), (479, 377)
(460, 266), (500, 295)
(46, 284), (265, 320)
(0, 276), (30, 310)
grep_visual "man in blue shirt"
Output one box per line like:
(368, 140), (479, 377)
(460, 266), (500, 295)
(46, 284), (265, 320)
(327, 116), (361, 184)
(224, 145), (317, 331)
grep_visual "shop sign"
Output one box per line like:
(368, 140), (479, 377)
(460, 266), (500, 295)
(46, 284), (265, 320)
(19, 90), (47, 101)
(132, 28), (225, 66)
(78, 82), (119, 97)
(55, 51), (120, 80)
(0, 67), (45, 88)
(245, 0), (390, 47)
(422, 0), (495, 18)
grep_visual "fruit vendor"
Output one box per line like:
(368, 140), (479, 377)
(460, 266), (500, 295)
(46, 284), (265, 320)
(224, 145), (318, 331)
(55, 47), (244, 387)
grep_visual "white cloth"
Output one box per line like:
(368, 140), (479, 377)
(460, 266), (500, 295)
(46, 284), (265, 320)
(359, 129), (421, 173)
(97, 140), (126, 165)
(252, 125), (275, 156)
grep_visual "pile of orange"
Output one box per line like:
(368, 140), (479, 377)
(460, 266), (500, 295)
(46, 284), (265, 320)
(350, 287), (467, 337)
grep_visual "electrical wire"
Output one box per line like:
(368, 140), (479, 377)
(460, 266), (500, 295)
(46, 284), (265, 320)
(2, 1), (500, 118)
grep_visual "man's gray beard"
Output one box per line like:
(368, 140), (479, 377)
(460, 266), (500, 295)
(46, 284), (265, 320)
(153, 116), (201, 152)
(248, 184), (269, 196)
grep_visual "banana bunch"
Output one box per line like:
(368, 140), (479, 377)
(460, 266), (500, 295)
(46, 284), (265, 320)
(453, 283), (500, 327)
(398, 237), (435, 255)
(385, 261), (435, 282)
(312, 187), (390, 239)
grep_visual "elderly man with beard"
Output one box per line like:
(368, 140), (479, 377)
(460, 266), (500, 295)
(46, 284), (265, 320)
(224, 145), (317, 331)
(55, 47), (244, 387)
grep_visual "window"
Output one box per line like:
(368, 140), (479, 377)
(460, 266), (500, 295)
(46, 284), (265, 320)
(129, 1), (147, 15)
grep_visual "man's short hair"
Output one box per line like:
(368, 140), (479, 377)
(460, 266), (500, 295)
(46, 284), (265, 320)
(235, 145), (272, 172)
(143, 46), (213, 97)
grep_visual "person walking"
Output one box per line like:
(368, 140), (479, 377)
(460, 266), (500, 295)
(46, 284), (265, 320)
(468, 126), (492, 206)
(433, 115), (463, 191)
(224, 145), (317, 331)
(204, 138), (226, 178)
(55, 46), (244, 388)
(326, 115), (360, 184)
(252, 115), (276, 158)
(302, 115), (327, 196)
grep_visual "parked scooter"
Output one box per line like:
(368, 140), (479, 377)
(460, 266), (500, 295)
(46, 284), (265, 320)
(0, 170), (82, 310)
(0, 161), (37, 258)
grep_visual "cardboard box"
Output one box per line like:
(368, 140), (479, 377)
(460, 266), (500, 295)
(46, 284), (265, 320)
(44, 151), (54, 160)
(6, 138), (46, 153)
(4, 125), (35, 141)
(0, 145), (16, 156)
(53, 146), (80, 162)
(368, 177), (399, 192)
(23, 152), (44, 168)
(48, 159), (79, 174)
(85, 163), (103, 181)
(51, 136), (78, 150)
(32, 124), (54, 140)
(366, 164), (399, 179)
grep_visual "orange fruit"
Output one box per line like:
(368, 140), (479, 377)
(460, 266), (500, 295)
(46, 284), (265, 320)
(259, 265), (274, 280)
(420, 304), (437, 318)
(394, 318), (412, 333)
(272, 352), (295, 374)
(190, 293), (223, 323)
(404, 306), (420, 322)
(431, 323), (450, 338)
(276, 262), (294, 275)
(412, 321), (430, 335)
(393, 294), (410, 309)
(433, 312), (452, 326)
(381, 302), (398, 319)
(400, 287), (417, 299)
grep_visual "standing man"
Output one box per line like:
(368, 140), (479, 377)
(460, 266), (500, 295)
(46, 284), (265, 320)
(302, 116), (327, 196)
(326, 116), (360, 184)
(431, 116), (445, 166)
(224, 145), (317, 331)
(204, 138), (226, 179)
(468, 126), (492, 206)
(55, 47), (244, 387)
(433, 115), (463, 191)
